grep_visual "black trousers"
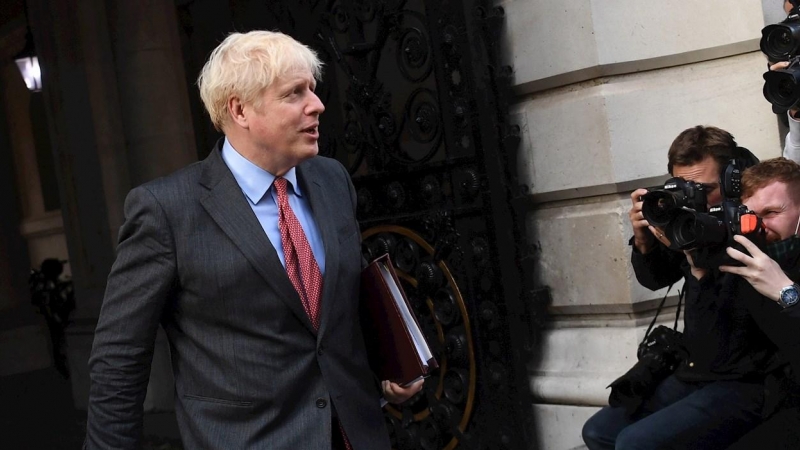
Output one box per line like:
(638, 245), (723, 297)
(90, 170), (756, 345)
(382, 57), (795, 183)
(727, 406), (800, 450)
(582, 375), (765, 450)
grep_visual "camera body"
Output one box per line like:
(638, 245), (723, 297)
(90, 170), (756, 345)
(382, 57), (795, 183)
(641, 157), (766, 269)
(608, 325), (688, 415)
(680, 202), (764, 268)
(761, 4), (800, 112)
(641, 178), (708, 228)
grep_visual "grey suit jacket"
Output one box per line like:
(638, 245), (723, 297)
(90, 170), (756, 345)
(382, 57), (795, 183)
(86, 143), (390, 449)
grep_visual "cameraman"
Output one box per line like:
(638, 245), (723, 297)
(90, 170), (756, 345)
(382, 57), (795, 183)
(771, 0), (800, 161)
(719, 157), (800, 449)
(582, 126), (780, 450)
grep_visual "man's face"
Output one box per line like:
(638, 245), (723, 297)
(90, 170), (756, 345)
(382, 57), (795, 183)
(672, 156), (723, 206)
(245, 69), (324, 170)
(786, 0), (794, 15)
(742, 181), (800, 242)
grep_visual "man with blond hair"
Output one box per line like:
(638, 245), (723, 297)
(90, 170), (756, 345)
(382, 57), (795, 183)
(85, 31), (420, 449)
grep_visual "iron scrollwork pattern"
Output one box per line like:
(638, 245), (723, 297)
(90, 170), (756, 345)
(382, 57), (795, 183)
(179, 0), (537, 448)
(318, 1), (532, 448)
(363, 226), (476, 450)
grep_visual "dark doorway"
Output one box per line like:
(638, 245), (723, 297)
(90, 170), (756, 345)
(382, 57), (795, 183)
(178, 1), (541, 448)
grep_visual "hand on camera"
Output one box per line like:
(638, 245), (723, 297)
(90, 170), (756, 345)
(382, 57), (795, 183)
(630, 189), (656, 253)
(649, 225), (671, 248)
(683, 250), (707, 281)
(719, 235), (791, 302)
(629, 188), (672, 254)
(770, 61), (790, 72)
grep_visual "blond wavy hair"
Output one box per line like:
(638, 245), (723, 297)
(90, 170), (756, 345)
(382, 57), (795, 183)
(197, 31), (323, 131)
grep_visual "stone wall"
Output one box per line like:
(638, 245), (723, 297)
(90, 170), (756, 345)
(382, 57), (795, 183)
(500, 0), (786, 448)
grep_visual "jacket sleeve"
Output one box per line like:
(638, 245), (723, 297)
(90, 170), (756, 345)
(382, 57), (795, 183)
(741, 281), (800, 384)
(85, 186), (177, 449)
(784, 111), (800, 163)
(629, 237), (685, 291)
(782, 305), (800, 320)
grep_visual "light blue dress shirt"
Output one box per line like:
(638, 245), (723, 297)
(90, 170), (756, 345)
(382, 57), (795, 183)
(221, 138), (326, 275)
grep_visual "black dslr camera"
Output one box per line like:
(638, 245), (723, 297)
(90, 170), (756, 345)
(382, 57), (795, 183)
(761, 1), (800, 112)
(608, 325), (688, 415)
(641, 154), (766, 269)
(640, 177), (708, 228)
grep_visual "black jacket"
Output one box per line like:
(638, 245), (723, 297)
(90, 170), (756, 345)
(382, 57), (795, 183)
(630, 241), (790, 383)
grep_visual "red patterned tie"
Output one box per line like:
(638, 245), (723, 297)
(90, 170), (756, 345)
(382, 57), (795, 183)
(274, 177), (323, 330)
(274, 177), (352, 450)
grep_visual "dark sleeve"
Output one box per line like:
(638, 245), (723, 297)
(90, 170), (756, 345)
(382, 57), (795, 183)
(738, 279), (800, 383)
(776, 276), (800, 383)
(629, 236), (685, 291)
(85, 186), (177, 449)
(782, 306), (800, 320)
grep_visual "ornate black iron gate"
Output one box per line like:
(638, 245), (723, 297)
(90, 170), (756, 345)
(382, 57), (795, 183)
(178, 1), (540, 448)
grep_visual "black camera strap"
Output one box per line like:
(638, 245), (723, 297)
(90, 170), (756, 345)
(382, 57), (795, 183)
(674, 287), (683, 330)
(643, 284), (684, 342)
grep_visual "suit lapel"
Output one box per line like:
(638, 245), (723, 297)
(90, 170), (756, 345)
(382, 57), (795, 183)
(198, 146), (316, 335)
(297, 161), (341, 340)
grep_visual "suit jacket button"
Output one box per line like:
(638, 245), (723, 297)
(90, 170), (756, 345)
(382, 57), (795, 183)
(316, 398), (327, 409)
(317, 345), (324, 356)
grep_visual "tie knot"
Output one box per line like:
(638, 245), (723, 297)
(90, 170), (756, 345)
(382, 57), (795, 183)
(273, 177), (289, 199)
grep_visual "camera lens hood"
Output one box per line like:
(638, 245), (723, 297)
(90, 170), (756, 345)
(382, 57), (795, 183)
(641, 191), (679, 228)
(763, 68), (800, 112)
(761, 22), (800, 61)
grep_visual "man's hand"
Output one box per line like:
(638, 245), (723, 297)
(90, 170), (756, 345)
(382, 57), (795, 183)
(683, 250), (707, 281)
(770, 61), (800, 119)
(629, 188), (672, 253)
(719, 235), (793, 302)
(630, 189), (655, 253)
(382, 379), (424, 405)
(770, 61), (790, 72)
(649, 225), (671, 248)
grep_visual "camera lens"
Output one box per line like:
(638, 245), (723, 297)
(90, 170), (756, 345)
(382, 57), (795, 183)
(669, 213), (697, 250)
(761, 22), (800, 60)
(764, 69), (800, 109)
(779, 79), (796, 100)
(769, 28), (794, 55)
(641, 191), (678, 228)
(668, 211), (727, 250)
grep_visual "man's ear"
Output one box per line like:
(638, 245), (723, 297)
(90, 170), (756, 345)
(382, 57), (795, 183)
(228, 97), (248, 128)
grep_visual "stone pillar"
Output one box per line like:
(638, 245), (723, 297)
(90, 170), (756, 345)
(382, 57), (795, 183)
(500, 0), (782, 448)
(25, 0), (195, 410)
(26, 0), (133, 408)
(104, 0), (197, 412)
(106, 0), (197, 187)
(0, 32), (51, 377)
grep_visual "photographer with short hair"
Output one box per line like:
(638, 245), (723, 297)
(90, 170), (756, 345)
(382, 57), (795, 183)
(582, 126), (783, 450)
(718, 157), (800, 449)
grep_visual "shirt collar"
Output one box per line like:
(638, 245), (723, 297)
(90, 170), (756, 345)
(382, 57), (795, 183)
(221, 138), (302, 204)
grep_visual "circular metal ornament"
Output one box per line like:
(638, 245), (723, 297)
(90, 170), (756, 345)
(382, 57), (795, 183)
(362, 225), (476, 450)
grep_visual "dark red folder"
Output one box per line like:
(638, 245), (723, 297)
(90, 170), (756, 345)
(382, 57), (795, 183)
(360, 254), (439, 386)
